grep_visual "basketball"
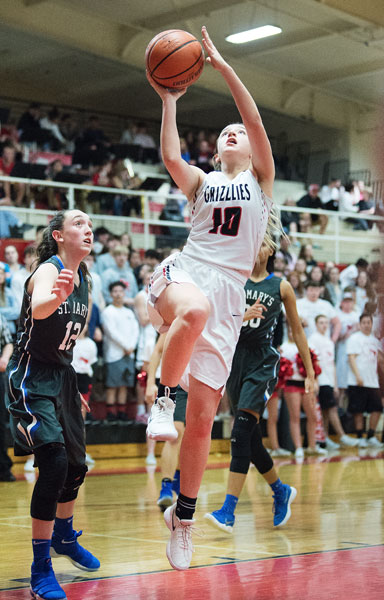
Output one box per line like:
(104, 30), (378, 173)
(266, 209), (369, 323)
(146, 29), (204, 90)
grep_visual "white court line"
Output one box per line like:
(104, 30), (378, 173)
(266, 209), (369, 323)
(0, 522), (276, 556)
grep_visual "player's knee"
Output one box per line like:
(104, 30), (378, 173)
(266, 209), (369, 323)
(182, 302), (210, 332)
(59, 463), (88, 503)
(230, 411), (257, 474)
(31, 443), (68, 521)
(250, 422), (273, 474)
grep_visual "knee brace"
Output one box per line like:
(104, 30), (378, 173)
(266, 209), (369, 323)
(31, 443), (68, 521)
(250, 422), (273, 475)
(230, 410), (257, 475)
(58, 462), (88, 503)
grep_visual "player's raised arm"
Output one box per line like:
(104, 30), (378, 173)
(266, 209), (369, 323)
(146, 73), (205, 200)
(202, 26), (275, 198)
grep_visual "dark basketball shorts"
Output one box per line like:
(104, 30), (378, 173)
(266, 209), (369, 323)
(226, 344), (280, 416)
(318, 385), (337, 409)
(76, 373), (92, 395)
(347, 386), (382, 414)
(105, 355), (135, 388)
(6, 353), (86, 465)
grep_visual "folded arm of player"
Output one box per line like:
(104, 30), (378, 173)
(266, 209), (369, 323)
(31, 264), (74, 320)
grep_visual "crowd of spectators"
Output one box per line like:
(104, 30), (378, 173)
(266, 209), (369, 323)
(1, 228), (382, 434)
(0, 102), (228, 216)
(282, 178), (377, 238)
(1, 101), (383, 457)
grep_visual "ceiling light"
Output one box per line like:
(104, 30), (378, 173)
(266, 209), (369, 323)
(226, 25), (282, 44)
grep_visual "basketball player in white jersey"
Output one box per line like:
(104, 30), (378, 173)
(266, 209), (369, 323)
(146, 26), (280, 571)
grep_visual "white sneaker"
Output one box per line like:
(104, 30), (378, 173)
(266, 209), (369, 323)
(358, 438), (368, 448)
(306, 445), (328, 456)
(339, 435), (359, 448)
(24, 457), (35, 472)
(294, 448), (304, 462)
(366, 436), (383, 448)
(270, 448), (292, 457)
(164, 503), (195, 571)
(325, 437), (340, 451)
(145, 453), (157, 466)
(146, 397), (178, 441)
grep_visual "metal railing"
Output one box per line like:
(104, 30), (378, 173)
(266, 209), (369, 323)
(1, 174), (383, 264)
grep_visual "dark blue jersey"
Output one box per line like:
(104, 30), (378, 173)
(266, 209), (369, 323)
(14, 256), (89, 366)
(238, 274), (282, 347)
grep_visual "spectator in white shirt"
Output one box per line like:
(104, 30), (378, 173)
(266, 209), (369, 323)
(100, 245), (138, 307)
(347, 314), (384, 448)
(10, 246), (37, 312)
(297, 281), (341, 342)
(101, 281), (139, 422)
(339, 258), (368, 290)
(335, 291), (360, 400)
(355, 270), (375, 315)
(308, 315), (358, 450)
(4, 244), (22, 284)
(320, 178), (344, 211)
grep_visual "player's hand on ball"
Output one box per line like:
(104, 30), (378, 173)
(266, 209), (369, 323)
(202, 26), (228, 72)
(146, 70), (187, 101)
(52, 269), (74, 303)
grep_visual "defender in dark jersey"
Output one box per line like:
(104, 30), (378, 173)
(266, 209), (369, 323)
(205, 241), (315, 532)
(6, 210), (99, 600)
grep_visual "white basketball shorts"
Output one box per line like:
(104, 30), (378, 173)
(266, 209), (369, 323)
(147, 252), (245, 392)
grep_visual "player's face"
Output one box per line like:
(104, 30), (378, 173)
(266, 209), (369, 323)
(217, 124), (251, 162)
(58, 211), (93, 257)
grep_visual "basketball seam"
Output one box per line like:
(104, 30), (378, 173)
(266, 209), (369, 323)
(146, 30), (183, 66)
(152, 51), (204, 82)
(150, 40), (201, 77)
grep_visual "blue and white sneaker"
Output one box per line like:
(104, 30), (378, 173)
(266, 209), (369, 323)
(204, 508), (235, 533)
(50, 530), (100, 572)
(157, 480), (174, 511)
(273, 484), (297, 527)
(30, 558), (67, 599)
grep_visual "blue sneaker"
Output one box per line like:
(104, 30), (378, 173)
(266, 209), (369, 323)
(30, 558), (66, 599)
(204, 508), (235, 533)
(157, 479), (174, 511)
(172, 471), (180, 496)
(50, 530), (100, 571)
(273, 484), (297, 527)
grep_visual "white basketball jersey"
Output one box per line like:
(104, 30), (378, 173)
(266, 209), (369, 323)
(182, 170), (272, 283)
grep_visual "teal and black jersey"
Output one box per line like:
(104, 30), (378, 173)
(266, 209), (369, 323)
(238, 274), (282, 347)
(14, 255), (89, 367)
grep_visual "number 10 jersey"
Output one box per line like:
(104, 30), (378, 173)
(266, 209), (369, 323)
(182, 169), (272, 283)
(14, 256), (89, 366)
